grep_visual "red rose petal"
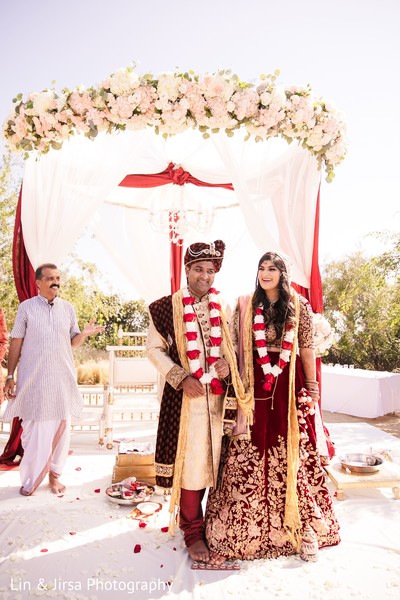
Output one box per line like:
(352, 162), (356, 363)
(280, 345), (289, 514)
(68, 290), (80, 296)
(139, 522), (147, 528)
(69, 532), (76, 536)
(173, 547), (177, 551)
(75, 467), (81, 471)
(161, 526), (168, 532)
(75, 497), (80, 500)
(134, 544), (141, 553)
(160, 564), (164, 568)
(57, 495), (64, 498)
(94, 488), (100, 493)
(40, 549), (48, 553)
(184, 332), (197, 341)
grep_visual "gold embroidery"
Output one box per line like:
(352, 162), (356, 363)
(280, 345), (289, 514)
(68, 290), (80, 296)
(166, 364), (188, 389)
(155, 463), (174, 477)
(225, 397), (238, 409)
(298, 297), (315, 349)
(205, 436), (340, 561)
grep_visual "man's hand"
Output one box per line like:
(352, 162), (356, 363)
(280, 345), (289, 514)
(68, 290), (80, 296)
(71, 321), (106, 348)
(81, 320), (105, 337)
(181, 376), (205, 398)
(213, 358), (229, 379)
(3, 377), (16, 403)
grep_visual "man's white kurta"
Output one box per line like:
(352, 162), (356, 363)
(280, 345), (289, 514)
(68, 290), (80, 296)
(3, 295), (82, 421)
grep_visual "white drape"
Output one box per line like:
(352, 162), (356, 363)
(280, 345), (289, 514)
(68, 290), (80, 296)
(21, 128), (321, 303)
(211, 133), (321, 288)
(21, 130), (150, 269)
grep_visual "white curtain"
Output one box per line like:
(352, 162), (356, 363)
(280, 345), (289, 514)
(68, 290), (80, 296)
(21, 128), (321, 303)
(21, 130), (150, 269)
(211, 133), (321, 288)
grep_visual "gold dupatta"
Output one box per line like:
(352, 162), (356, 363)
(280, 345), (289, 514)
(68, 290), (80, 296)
(242, 290), (301, 550)
(168, 289), (253, 533)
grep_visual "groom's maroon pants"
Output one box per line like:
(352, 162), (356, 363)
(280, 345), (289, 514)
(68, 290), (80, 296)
(179, 488), (206, 548)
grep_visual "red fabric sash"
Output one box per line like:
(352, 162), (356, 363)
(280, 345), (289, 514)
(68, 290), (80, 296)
(119, 163), (233, 293)
(0, 185), (37, 466)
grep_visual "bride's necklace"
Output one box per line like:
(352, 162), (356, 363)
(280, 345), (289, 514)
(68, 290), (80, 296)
(253, 304), (295, 392)
(182, 287), (225, 395)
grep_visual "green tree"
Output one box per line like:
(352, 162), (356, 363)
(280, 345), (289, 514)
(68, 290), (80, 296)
(0, 152), (21, 325)
(322, 237), (400, 371)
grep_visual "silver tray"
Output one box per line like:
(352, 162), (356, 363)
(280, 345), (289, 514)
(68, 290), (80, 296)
(106, 483), (154, 505)
(339, 453), (383, 474)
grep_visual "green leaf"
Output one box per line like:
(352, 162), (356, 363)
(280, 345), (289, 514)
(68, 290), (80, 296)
(326, 171), (335, 183)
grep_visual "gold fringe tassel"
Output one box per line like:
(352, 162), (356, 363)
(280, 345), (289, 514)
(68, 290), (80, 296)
(167, 290), (254, 533)
(167, 290), (190, 533)
(283, 290), (302, 551)
(220, 305), (254, 424)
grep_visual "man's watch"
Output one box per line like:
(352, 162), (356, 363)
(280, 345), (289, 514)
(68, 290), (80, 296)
(6, 375), (14, 380)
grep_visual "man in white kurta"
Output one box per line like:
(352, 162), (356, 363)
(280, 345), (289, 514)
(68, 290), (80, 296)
(3, 264), (104, 495)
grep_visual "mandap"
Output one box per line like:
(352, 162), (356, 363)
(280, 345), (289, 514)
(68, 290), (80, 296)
(1, 67), (347, 462)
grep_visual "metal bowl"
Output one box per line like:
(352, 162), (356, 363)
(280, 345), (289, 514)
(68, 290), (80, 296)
(339, 453), (383, 474)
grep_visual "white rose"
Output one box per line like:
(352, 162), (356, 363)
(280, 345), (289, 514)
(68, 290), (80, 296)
(109, 69), (139, 96)
(259, 91), (272, 106)
(32, 91), (55, 115)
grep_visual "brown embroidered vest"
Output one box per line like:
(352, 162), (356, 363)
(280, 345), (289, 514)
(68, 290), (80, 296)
(148, 295), (184, 488)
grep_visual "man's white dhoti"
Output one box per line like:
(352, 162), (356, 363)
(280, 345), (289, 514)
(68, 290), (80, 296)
(20, 418), (71, 494)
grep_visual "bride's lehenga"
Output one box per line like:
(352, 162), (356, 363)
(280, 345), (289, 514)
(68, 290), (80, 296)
(205, 298), (340, 561)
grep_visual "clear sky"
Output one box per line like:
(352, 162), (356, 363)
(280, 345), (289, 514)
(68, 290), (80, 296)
(1, 0), (399, 294)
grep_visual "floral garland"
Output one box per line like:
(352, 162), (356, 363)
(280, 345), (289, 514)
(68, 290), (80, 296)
(2, 67), (347, 181)
(182, 287), (225, 395)
(253, 306), (295, 392)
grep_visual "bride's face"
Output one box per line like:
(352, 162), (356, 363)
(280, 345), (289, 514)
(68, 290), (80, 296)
(258, 260), (281, 293)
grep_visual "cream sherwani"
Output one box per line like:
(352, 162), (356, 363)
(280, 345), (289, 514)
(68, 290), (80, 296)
(146, 296), (225, 490)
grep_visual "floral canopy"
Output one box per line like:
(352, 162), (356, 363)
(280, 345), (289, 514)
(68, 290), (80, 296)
(3, 67), (347, 307)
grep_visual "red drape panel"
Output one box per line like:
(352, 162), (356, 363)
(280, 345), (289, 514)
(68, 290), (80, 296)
(0, 185), (37, 466)
(292, 186), (333, 456)
(13, 186), (37, 302)
(118, 163), (233, 293)
(290, 187), (325, 407)
(309, 186), (323, 313)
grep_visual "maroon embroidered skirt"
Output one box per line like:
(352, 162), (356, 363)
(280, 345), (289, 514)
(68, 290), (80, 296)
(205, 352), (340, 560)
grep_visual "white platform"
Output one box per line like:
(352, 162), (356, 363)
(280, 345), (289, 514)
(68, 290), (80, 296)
(0, 422), (400, 599)
(322, 365), (400, 418)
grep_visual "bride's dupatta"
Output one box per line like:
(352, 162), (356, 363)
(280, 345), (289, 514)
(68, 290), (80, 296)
(232, 290), (302, 551)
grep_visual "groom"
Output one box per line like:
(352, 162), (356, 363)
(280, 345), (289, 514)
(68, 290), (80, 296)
(146, 240), (246, 563)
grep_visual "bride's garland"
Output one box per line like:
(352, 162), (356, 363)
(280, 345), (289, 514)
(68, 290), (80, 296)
(253, 305), (295, 391)
(182, 287), (225, 395)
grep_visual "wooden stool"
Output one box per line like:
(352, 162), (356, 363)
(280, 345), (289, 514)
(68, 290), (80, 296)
(324, 460), (400, 500)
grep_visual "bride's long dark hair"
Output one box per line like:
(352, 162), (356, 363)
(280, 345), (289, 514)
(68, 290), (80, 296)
(252, 251), (295, 339)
